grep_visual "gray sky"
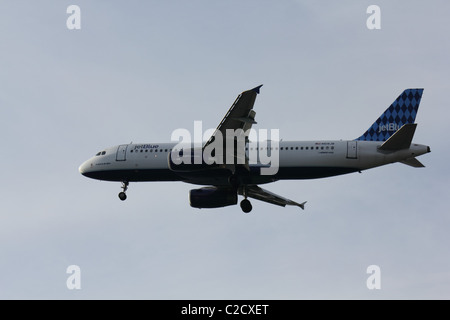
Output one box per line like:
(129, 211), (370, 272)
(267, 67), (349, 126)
(1, 0), (449, 299)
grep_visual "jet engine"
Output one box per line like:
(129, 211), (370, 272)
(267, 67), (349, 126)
(189, 187), (237, 209)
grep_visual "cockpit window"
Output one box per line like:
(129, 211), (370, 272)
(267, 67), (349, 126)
(96, 151), (106, 156)
(101, 151), (106, 155)
(96, 152), (101, 156)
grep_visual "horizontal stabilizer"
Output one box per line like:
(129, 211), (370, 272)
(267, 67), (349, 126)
(379, 123), (417, 151)
(400, 157), (425, 168)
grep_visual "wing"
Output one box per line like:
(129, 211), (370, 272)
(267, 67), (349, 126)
(241, 185), (306, 210)
(204, 85), (262, 147)
(203, 85), (262, 167)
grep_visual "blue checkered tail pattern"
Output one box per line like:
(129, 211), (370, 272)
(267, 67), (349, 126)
(356, 88), (424, 141)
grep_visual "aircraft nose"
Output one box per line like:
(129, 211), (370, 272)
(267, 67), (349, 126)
(78, 160), (92, 176)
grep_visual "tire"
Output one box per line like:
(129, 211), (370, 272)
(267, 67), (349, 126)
(118, 192), (127, 201)
(240, 199), (252, 213)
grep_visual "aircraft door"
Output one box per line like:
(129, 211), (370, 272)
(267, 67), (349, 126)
(116, 145), (128, 161)
(347, 141), (358, 159)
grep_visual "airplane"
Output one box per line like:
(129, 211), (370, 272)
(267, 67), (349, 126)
(79, 85), (430, 213)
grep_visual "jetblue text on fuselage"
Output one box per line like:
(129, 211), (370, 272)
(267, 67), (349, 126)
(133, 144), (159, 150)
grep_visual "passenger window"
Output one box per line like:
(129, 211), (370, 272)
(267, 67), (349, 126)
(291, 147), (293, 150)
(130, 150), (133, 153)
(165, 149), (168, 152)
(155, 149), (158, 152)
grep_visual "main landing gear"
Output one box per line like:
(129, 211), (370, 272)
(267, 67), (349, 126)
(239, 185), (252, 213)
(118, 181), (129, 201)
(240, 198), (252, 213)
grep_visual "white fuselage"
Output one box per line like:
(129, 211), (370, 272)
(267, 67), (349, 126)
(79, 140), (430, 185)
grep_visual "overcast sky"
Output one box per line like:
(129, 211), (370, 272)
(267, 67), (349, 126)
(1, 0), (449, 299)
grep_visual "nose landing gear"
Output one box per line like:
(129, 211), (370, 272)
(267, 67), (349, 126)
(118, 181), (129, 201)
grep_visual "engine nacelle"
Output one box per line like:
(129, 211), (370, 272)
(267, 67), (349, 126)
(189, 187), (237, 209)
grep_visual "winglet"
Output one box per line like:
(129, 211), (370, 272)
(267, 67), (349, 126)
(251, 84), (263, 94)
(291, 200), (307, 210)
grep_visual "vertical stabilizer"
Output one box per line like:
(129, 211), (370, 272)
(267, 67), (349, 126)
(356, 89), (423, 141)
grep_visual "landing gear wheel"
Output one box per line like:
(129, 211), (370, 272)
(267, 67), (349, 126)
(118, 192), (127, 201)
(240, 199), (252, 213)
(118, 181), (129, 201)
